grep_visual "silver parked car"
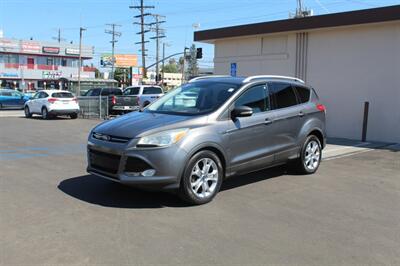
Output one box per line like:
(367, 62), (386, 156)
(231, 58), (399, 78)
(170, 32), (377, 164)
(87, 75), (326, 205)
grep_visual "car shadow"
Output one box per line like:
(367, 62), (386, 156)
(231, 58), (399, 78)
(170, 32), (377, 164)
(22, 116), (72, 120)
(58, 165), (290, 209)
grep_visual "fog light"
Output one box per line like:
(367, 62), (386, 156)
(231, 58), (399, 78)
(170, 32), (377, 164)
(125, 172), (141, 176)
(142, 169), (156, 176)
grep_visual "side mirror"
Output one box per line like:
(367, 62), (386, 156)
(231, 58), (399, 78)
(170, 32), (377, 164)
(231, 106), (253, 119)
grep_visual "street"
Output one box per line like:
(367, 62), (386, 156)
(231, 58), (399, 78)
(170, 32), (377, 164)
(1, 117), (399, 265)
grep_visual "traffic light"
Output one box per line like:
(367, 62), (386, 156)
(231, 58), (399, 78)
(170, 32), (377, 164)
(196, 48), (203, 59)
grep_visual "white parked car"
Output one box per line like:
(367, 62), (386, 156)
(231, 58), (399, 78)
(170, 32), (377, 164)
(24, 90), (80, 119)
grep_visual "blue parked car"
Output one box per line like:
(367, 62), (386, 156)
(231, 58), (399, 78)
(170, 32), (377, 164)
(0, 89), (31, 109)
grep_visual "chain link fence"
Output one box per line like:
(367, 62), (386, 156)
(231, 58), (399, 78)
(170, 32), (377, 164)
(77, 96), (109, 119)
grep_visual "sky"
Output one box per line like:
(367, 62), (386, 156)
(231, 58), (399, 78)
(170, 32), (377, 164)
(0, 0), (399, 71)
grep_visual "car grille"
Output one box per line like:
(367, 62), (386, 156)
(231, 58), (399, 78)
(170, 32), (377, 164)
(92, 132), (131, 144)
(124, 157), (152, 173)
(89, 148), (121, 174)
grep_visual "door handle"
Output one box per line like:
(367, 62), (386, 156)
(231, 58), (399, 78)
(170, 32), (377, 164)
(298, 112), (305, 117)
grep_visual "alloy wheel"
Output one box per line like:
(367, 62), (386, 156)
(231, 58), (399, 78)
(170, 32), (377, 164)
(304, 140), (321, 171)
(190, 158), (219, 199)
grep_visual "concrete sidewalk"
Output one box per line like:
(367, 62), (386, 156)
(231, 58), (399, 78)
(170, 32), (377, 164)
(322, 138), (394, 160)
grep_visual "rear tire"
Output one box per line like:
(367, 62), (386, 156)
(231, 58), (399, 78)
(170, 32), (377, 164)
(179, 150), (223, 205)
(70, 113), (78, 119)
(293, 135), (322, 174)
(41, 107), (49, 120)
(24, 106), (32, 118)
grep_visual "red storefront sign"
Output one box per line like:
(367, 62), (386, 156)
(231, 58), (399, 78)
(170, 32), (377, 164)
(42, 46), (60, 54)
(21, 42), (40, 53)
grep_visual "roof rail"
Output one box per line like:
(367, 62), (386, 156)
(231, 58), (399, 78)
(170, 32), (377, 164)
(242, 75), (305, 84)
(188, 75), (231, 83)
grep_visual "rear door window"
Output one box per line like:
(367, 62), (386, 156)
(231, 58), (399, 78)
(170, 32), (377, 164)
(143, 87), (163, 95)
(269, 82), (298, 109)
(294, 86), (310, 104)
(52, 92), (74, 98)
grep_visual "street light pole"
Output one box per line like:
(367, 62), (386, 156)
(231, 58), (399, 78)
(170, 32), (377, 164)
(77, 27), (86, 96)
(162, 42), (165, 84)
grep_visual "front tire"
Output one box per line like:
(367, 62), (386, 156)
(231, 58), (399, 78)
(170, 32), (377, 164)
(293, 135), (322, 174)
(24, 106), (32, 118)
(179, 150), (223, 205)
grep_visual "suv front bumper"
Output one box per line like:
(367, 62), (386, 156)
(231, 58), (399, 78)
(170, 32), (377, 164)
(86, 137), (188, 190)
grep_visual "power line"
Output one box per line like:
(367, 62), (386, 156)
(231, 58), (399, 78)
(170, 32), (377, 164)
(105, 23), (122, 79)
(130, 0), (154, 78)
(52, 28), (66, 43)
(149, 14), (166, 81)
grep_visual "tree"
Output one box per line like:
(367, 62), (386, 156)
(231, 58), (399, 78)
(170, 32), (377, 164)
(162, 63), (179, 73)
(113, 67), (127, 83)
(186, 44), (199, 78)
(94, 68), (101, 79)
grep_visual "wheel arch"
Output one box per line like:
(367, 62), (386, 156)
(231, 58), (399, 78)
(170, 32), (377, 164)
(184, 142), (227, 178)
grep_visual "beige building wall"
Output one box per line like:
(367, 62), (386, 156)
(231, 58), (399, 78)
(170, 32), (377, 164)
(213, 22), (400, 143)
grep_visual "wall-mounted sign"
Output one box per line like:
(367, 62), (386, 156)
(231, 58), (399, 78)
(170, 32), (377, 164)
(65, 48), (80, 55)
(0, 39), (19, 52)
(42, 46), (60, 54)
(21, 42), (41, 53)
(101, 54), (138, 67)
(42, 71), (62, 79)
(230, 63), (237, 77)
(0, 72), (19, 78)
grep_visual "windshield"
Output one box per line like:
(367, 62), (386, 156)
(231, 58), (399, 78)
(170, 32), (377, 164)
(146, 82), (240, 115)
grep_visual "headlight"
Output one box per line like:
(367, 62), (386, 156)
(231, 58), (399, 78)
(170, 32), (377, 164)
(137, 128), (189, 147)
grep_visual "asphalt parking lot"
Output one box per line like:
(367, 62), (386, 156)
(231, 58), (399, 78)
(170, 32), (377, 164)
(1, 116), (399, 265)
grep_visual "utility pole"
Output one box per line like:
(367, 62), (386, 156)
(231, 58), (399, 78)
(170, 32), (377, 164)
(105, 23), (122, 79)
(52, 28), (66, 43)
(161, 42), (170, 84)
(150, 14), (166, 83)
(77, 27), (86, 96)
(130, 0), (154, 79)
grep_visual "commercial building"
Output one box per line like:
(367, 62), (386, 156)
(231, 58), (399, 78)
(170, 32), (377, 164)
(0, 38), (103, 93)
(195, 5), (400, 143)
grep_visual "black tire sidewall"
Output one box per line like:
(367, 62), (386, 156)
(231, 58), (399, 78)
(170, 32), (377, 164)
(300, 135), (322, 174)
(180, 150), (223, 205)
(42, 107), (48, 119)
(24, 106), (31, 118)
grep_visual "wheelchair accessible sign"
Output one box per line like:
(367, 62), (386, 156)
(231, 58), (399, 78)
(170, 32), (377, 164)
(230, 63), (237, 77)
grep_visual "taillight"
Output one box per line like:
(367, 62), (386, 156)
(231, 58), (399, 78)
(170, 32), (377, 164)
(48, 98), (57, 104)
(316, 103), (326, 112)
(72, 97), (78, 103)
(111, 95), (116, 105)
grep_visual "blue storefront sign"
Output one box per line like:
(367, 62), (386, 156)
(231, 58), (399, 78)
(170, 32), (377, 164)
(0, 72), (19, 78)
(230, 63), (237, 77)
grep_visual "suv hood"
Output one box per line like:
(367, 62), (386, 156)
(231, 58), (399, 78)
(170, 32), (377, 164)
(93, 111), (200, 139)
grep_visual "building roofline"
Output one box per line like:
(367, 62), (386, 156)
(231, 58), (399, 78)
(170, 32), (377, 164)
(194, 5), (400, 42)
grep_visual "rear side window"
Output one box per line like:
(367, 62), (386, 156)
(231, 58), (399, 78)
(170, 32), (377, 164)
(269, 82), (298, 109)
(294, 86), (310, 103)
(86, 89), (100, 96)
(52, 92), (74, 98)
(1, 91), (12, 96)
(124, 87), (140, 95)
(109, 89), (122, 96)
(143, 87), (162, 95)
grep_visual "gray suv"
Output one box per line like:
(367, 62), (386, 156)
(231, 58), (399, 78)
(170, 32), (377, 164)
(87, 75), (326, 205)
